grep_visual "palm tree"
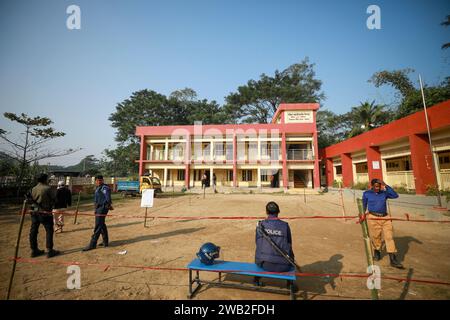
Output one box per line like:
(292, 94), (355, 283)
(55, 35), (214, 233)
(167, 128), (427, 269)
(347, 101), (389, 138)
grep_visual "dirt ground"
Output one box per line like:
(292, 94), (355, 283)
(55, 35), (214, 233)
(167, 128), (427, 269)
(0, 191), (449, 300)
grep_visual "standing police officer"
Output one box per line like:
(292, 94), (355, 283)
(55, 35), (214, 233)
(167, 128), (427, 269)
(29, 173), (61, 258)
(83, 175), (112, 251)
(362, 179), (403, 269)
(255, 201), (294, 272)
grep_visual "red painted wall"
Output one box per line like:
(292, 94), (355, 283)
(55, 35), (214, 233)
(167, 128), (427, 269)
(341, 153), (353, 187)
(320, 100), (449, 193)
(325, 158), (334, 187)
(366, 146), (382, 182)
(322, 100), (450, 158)
(409, 134), (437, 194)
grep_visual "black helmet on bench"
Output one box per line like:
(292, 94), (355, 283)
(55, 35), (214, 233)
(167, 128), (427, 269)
(197, 242), (220, 265)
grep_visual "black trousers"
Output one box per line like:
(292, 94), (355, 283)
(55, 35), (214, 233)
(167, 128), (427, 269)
(89, 210), (109, 247)
(29, 213), (54, 251)
(259, 261), (292, 272)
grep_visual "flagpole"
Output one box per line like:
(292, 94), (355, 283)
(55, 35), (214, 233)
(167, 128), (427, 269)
(418, 74), (442, 207)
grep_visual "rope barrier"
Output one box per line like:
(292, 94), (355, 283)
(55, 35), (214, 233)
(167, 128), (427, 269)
(19, 210), (450, 223)
(10, 257), (450, 287)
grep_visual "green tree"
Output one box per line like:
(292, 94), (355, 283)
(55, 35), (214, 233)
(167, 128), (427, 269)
(316, 110), (347, 148)
(106, 88), (227, 176)
(370, 69), (450, 119)
(0, 151), (19, 177)
(369, 68), (416, 100)
(224, 58), (325, 123)
(0, 113), (79, 195)
(102, 143), (140, 177)
(343, 101), (391, 138)
(64, 155), (101, 176)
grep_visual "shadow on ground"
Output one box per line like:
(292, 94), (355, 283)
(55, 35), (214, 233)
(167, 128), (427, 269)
(296, 254), (344, 299)
(394, 236), (423, 263)
(55, 227), (205, 256)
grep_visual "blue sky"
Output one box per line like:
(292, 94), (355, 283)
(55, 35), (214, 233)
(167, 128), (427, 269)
(0, 0), (449, 165)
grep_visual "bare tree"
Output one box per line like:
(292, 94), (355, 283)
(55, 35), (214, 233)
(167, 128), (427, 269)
(0, 112), (80, 196)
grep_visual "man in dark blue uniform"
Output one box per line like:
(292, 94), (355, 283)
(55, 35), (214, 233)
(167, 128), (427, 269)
(83, 175), (112, 251)
(255, 201), (294, 272)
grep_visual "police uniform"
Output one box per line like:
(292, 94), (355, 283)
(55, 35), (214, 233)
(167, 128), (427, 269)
(85, 183), (111, 249)
(255, 214), (294, 272)
(29, 182), (56, 254)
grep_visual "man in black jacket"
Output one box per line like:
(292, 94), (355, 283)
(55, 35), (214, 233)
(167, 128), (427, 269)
(53, 180), (72, 233)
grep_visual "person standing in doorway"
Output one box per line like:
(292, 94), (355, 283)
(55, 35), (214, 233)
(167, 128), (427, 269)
(201, 172), (207, 190)
(212, 173), (217, 193)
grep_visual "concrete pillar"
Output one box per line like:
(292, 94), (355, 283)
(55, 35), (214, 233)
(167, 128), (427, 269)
(164, 139), (169, 161)
(149, 145), (154, 160)
(233, 133), (237, 187)
(257, 139), (261, 161)
(210, 140), (214, 161)
(139, 135), (146, 176)
(185, 135), (190, 189)
(340, 153), (353, 188)
(163, 168), (168, 188)
(325, 158), (334, 186)
(312, 132), (320, 188)
(281, 132), (288, 191)
(366, 146), (383, 183)
(257, 167), (261, 187)
(210, 167), (214, 189)
(409, 134), (438, 194)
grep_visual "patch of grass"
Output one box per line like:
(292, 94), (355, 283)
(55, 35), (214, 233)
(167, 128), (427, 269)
(157, 192), (192, 198)
(426, 185), (450, 202)
(332, 180), (341, 188)
(392, 185), (415, 195)
(352, 182), (369, 190)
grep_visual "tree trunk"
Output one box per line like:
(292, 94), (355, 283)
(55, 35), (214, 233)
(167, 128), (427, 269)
(16, 128), (29, 199)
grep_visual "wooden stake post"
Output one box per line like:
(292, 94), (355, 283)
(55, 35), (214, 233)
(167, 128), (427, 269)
(357, 198), (379, 300)
(6, 199), (28, 300)
(340, 189), (346, 217)
(144, 207), (148, 228)
(73, 191), (81, 224)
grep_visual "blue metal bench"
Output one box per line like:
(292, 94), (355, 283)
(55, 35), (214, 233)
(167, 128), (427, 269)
(187, 259), (297, 300)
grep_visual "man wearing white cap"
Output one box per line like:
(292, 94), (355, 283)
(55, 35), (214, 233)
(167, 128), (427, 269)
(53, 180), (72, 233)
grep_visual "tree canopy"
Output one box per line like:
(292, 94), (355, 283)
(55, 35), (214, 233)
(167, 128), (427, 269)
(0, 112), (79, 194)
(224, 58), (325, 124)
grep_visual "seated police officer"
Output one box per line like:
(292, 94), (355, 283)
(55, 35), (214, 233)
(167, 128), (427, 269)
(255, 201), (294, 273)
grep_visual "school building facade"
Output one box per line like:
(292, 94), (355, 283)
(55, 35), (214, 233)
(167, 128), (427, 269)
(320, 100), (450, 194)
(135, 103), (321, 190)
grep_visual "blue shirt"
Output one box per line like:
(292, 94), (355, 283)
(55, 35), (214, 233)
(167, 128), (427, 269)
(94, 184), (111, 207)
(362, 185), (398, 215)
